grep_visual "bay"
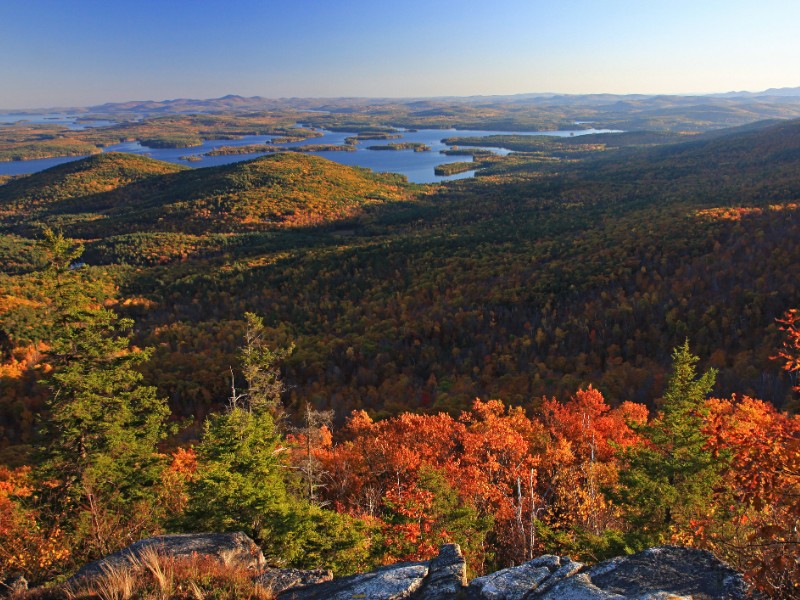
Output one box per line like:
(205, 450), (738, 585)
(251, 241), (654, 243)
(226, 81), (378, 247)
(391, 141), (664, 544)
(0, 126), (619, 183)
(0, 112), (116, 129)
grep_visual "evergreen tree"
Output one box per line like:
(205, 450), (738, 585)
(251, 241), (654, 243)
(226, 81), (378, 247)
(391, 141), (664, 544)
(184, 313), (291, 549)
(183, 313), (297, 550)
(415, 465), (492, 568)
(35, 230), (170, 557)
(183, 403), (295, 548)
(183, 314), (372, 572)
(612, 340), (721, 549)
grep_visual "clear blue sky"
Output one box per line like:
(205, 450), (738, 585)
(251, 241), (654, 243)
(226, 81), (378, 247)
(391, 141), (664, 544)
(2, 0), (799, 108)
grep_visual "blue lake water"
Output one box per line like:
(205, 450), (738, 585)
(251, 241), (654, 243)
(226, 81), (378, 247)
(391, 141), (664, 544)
(0, 113), (116, 130)
(0, 123), (620, 183)
(0, 155), (94, 176)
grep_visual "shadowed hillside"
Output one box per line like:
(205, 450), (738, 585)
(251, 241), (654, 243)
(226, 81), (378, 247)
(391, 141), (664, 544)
(0, 153), (186, 212)
(0, 152), (411, 236)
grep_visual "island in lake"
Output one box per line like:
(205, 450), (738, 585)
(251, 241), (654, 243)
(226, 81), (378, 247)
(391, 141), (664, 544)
(367, 142), (431, 152)
(434, 161), (478, 176)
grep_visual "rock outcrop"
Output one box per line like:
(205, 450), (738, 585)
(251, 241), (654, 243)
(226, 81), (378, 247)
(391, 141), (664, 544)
(277, 561), (430, 600)
(68, 532), (265, 583)
(467, 554), (583, 599)
(418, 543), (470, 599)
(64, 533), (749, 599)
(468, 546), (748, 599)
(277, 542), (467, 600)
(257, 566), (334, 595)
(276, 544), (748, 599)
(574, 546), (748, 600)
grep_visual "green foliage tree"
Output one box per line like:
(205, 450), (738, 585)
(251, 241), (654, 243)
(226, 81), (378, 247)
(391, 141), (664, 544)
(35, 229), (170, 558)
(182, 402), (295, 550)
(183, 314), (371, 573)
(272, 504), (377, 576)
(415, 465), (493, 569)
(612, 340), (721, 549)
(182, 312), (294, 548)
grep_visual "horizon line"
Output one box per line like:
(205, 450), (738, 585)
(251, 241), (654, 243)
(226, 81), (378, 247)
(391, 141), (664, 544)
(3, 85), (800, 113)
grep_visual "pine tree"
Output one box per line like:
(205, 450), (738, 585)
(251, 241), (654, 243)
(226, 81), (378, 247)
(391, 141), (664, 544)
(612, 340), (721, 549)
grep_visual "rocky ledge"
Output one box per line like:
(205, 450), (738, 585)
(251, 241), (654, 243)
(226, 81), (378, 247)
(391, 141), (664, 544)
(465, 546), (748, 599)
(68, 532), (266, 583)
(58, 532), (750, 599)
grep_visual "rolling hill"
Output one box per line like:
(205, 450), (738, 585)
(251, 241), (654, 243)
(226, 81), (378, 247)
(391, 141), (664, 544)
(0, 152), (411, 237)
(0, 153), (186, 213)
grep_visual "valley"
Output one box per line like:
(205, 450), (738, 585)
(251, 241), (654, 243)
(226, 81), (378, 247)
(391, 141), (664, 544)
(2, 113), (799, 436)
(8, 1), (800, 595)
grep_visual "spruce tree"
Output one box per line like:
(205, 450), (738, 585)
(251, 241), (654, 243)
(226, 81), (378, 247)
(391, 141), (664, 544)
(184, 403), (295, 549)
(183, 313), (295, 550)
(35, 230), (170, 557)
(183, 313), (372, 572)
(612, 340), (721, 549)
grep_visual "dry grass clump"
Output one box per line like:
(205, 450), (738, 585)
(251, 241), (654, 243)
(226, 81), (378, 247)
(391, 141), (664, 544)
(11, 548), (274, 600)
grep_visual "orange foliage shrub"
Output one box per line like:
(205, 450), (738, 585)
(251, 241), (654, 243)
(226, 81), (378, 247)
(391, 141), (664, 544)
(314, 391), (641, 568)
(0, 466), (70, 581)
(701, 395), (800, 596)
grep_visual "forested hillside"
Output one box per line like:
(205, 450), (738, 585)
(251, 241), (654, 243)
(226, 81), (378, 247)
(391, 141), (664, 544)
(2, 121), (800, 435)
(2, 117), (800, 596)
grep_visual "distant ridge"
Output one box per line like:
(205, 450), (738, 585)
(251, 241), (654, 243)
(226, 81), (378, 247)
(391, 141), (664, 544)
(708, 86), (800, 99)
(88, 94), (284, 114)
(2, 86), (799, 116)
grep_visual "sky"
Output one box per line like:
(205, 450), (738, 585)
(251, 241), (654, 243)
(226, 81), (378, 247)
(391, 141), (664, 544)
(2, 0), (799, 109)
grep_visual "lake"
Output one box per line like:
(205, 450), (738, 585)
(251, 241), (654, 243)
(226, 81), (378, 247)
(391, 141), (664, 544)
(0, 123), (620, 183)
(0, 113), (117, 129)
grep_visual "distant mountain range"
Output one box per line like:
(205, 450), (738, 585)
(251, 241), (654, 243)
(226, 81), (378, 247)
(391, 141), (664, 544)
(83, 88), (800, 114)
(4, 87), (800, 117)
(88, 94), (289, 114)
(708, 86), (800, 98)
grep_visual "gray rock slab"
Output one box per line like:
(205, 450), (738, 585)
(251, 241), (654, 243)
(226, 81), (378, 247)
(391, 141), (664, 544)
(587, 546), (749, 599)
(525, 546), (749, 599)
(527, 555), (562, 571)
(469, 561), (555, 600)
(415, 543), (468, 599)
(527, 558), (585, 596)
(278, 562), (429, 600)
(530, 572), (625, 600)
(258, 567), (333, 594)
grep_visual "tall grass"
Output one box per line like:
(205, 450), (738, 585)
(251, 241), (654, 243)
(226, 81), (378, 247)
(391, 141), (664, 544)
(60, 549), (273, 600)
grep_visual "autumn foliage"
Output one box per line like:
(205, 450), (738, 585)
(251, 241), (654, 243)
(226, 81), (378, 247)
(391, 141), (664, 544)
(0, 466), (70, 581)
(4, 329), (800, 596)
(308, 391), (643, 568)
(5, 119), (800, 596)
(776, 308), (800, 392)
